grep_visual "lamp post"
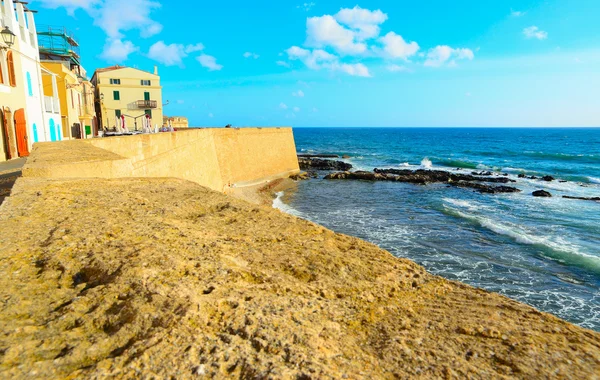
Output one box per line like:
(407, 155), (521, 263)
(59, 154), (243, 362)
(1, 26), (16, 50)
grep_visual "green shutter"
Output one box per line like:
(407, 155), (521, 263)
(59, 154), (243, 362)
(115, 110), (121, 118)
(145, 110), (152, 118)
(144, 92), (150, 101)
(113, 91), (120, 100)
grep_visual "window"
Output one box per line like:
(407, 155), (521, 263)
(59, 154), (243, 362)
(145, 110), (152, 118)
(7, 51), (16, 87)
(115, 110), (122, 118)
(141, 80), (151, 86)
(144, 92), (150, 101)
(113, 91), (120, 100)
(27, 72), (33, 96)
(0, 57), (4, 84)
(109, 78), (121, 85)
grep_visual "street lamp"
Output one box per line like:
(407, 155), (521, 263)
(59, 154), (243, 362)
(1, 27), (16, 50)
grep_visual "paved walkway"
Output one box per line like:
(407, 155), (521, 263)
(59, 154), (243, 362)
(0, 158), (26, 176)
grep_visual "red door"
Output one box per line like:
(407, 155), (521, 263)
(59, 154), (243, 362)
(14, 109), (29, 157)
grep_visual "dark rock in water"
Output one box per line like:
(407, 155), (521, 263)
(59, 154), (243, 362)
(518, 174), (526, 178)
(297, 154), (339, 158)
(542, 176), (555, 182)
(529, 176), (538, 180)
(472, 171), (493, 176)
(298, 158), (352, 171)
(559, 180), (567, 183)
(307, 171), (318, 178)
(342, 155), (351, 159)
(563, 196), (600, 202)
(533, 190), (552, 197)
(290, 172), (310, 181)
(451, 182), (522, 194)
(325, 168), (521, 194)
(374, 168), (514, 184)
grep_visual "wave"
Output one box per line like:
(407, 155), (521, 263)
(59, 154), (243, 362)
(444, 207), (600, 274)
(522, 151), (600, 163)
(272, 191), (306, 218)
(589, 177), (600, 184)
(433, 158), (480, 170)
(421, 158), (432, 169)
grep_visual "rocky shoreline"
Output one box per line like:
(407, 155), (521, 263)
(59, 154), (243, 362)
(1, 177), (599, 378)
(295, 156), (600, 200)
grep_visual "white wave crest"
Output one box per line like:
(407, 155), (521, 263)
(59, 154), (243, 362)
(272, 191), (305, 218)
(588, 177), (600, 184)
(450, 210), (600, 271)
(421, 158), (432, 169)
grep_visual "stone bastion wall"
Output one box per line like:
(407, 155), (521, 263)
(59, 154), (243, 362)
(21, 127), (300, 192)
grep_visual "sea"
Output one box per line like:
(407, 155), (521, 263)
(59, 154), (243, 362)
(274, 128), (600, 331)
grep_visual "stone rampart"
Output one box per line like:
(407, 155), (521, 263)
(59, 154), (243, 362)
(22, 128), (300, 192)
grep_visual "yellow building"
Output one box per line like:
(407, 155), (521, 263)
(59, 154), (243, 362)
(41, 61), (95, 139)
(91, 65), (163, 132)
(163, 116), (189, 129)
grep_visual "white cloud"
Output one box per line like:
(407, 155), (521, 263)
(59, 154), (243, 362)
(292, 90), (305, 97)
(39, 0), (100, 15)
(100, 38), (138, 62)
(387, 64), (410, 72)
(424, 45), (474, 67)
(91, 0), (162, 39)
(185, 44), (205, 53)
(286, 46), (371, 77)
(244, 52), (260, 59)
(523, 26), (548, 40)
(334, 6), (388, 40)
(511, 9), (525, 17)
(377, 32), (419, 59)
(279, 103), (289, 110)
(286, 46), (337, 70)
(147, 41), (205, 66)
(336, 63), (370, 77)
(297, 2), (316, 11)
(197, 54), (223, 71)
(305, 15), (367, 55)
(276, 60), (291, 67)
(293, 106), (301, 113)
(40, 0), (163, 62)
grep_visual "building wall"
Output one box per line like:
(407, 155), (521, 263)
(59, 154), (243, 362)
(94, 67), (163, 131)
(41, 61), (83, 139)
(23, 128), (300, 193)
(0, 0), (61, 161)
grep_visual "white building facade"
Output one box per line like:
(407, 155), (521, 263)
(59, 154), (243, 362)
(0, 0), (62, 161)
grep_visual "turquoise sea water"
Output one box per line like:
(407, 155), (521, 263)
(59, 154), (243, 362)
(277, 128), (600, 331)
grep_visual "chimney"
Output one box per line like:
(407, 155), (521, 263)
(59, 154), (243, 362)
(154, 65), (158, 75)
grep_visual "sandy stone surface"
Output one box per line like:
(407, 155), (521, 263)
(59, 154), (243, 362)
(0, 177), (599, 379)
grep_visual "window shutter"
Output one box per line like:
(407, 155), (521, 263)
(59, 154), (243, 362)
(7, 52), (16, 87)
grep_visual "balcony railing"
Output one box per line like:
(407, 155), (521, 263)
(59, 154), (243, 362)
(135, 100), (157, 109)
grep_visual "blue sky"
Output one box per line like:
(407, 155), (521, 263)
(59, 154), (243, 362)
(32, 0), (600, 127)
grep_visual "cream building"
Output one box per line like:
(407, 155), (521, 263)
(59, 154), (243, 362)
(41, 61), (96, 139)
(0, 0), (62, 161)
(38, 25), (96, 140)
(91, 66), (163, 132)
(163, 116), (189, 129)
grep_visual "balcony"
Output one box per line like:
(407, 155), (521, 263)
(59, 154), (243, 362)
(129, 100), (157, 109)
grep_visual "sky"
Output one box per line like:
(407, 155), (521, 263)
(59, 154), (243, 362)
(30, 0), (600, 127)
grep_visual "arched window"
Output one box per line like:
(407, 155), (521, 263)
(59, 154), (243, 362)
(7, 51), (16, 87)
(26, 72), (33, 96)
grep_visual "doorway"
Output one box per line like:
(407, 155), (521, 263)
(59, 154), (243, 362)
(13, 109), (29, 157)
